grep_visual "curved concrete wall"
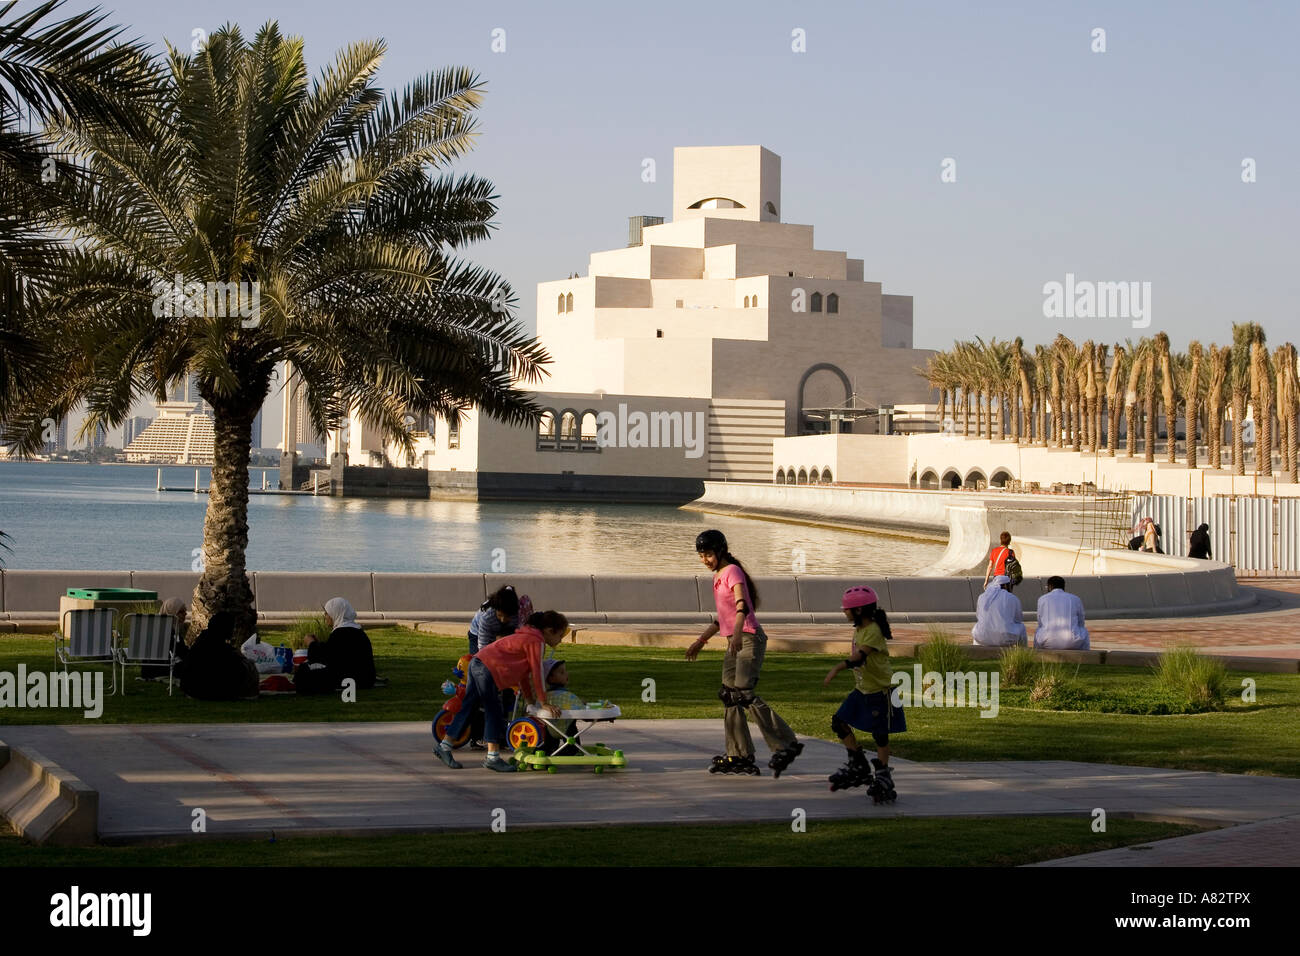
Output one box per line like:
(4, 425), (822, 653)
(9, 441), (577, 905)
(0, 565), (1247, 627)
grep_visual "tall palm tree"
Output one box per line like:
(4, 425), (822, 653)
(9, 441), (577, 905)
(1155, 333), (1177, 463)
(1034, 344), (1051, 446)
(1142, 346), (1158, 463)
(1230, 323), (1264, 476)
(1278, 343), (1299, 483)
(8, 24), (548, 635)
(1251, 339), (1273, 477)
(0, 0), (156, 424)
(1092, 343), (1108, 451)
(1123, 338), (1147, 457)
(1105, 343), (1126, 457)
(1207, 344), (1229, 469)
(1013, 336), (1033, 444)
(1186, 341), (1202, 470)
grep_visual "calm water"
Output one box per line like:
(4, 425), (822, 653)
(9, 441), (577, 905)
(0, 462), (945, 575)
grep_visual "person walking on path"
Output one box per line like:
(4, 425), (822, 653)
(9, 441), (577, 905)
(1189, 523), (1213, 559)
(983, 531), (1015, 587)
(433, 611), (566, 772)
(972, 575), (1027, 646)
(684, 530), (802, 777)
(1033, 576), (1090, 650)
(823, 586), (903, 803)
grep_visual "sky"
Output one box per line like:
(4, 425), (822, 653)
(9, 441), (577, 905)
(74, 0), (1300, 446)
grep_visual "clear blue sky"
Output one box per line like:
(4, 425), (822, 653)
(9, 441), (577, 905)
(92, 0), (1298, 445)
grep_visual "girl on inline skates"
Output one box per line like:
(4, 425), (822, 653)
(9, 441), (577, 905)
(823, 586), (904, 803)
(685, 529), (802, 777)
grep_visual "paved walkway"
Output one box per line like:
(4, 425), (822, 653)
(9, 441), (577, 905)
(4, 719), (1298, 866)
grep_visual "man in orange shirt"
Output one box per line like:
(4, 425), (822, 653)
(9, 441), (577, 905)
(983, 531), (1014, 588)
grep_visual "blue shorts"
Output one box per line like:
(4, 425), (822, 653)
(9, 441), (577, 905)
(835, 689), (906, 736)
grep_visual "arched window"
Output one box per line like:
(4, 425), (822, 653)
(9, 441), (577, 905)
(752, 295), (759, 308)
(557, 293), (565, 314)
(775, 467), (786, 484)
(448, 416), (460, 449)
(786, 469), (797, 485)
(797, 468), (808, 485)
(565, 292), (573, 312)
(743, 295), (750, 308)
(821, 468), (832, 484)
(826, 293), (838, 314)
(580, 410), (599, 451)
(536, 409), (557, 450)
(921, 470), (939, 489)
(810, 292), (822, 313)
(809, 468), (819, 485)
(559, 410), (579, 448)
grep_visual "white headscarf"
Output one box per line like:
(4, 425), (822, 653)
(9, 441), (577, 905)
(974, 576), (1025, 644)
(324, 597), (362, 630)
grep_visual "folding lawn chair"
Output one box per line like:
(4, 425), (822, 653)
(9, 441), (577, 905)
(55, 607), (119, 697)
(118, 613), (179, 695)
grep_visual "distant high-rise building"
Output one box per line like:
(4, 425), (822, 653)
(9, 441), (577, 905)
(250, 408), (263, 449)
(123, 415), (154, 447)
(55, 417), (69, 453)
(91, 423), (108, 450)
(167, 372), (210, 415)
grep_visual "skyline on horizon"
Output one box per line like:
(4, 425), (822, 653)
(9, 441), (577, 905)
(43, 0), (1297, 448)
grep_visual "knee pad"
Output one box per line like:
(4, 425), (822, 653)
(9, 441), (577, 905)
(718, 685), (752, 709)
(831, 715), (852, 739)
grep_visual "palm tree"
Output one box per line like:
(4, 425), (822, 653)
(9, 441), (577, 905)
(1156, 333), (1177, 463)
(8, 24), (548, 636)
(1034, 344), (1051, 446)
(1207, 344), (1229, 469)
(0, 0), (155, 426)
(1124, 338), (1147, 457)
(1186, 341), (1202, 469)
(1230, 323), (1264, 476)
(1092, 343), (1107, 451)
(1142, 346), (1158, 463)
(1251, 339), (1273, 477)
(1013, 337), (1033, 444)
(1105, 343), (1126, 457)
(1278, 343), (1299, 483)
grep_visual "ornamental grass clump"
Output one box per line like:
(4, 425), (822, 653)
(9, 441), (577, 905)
(999, 645), (1038, 686)
(917, 626), (971, 675)
(1153, 645), (1227, 711)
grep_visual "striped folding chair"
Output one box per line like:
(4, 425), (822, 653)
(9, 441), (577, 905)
(119, 614), (179, 695)
(55, 608), (119, 697)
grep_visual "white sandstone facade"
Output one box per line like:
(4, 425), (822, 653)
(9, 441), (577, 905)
(320, 145), (936, 500)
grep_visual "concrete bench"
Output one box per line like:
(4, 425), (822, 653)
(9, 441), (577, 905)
(600, 575), (700, 614)
(888, 576), (977, 613)
(797, 576), (891, 615)
(484, 574), (597, 616)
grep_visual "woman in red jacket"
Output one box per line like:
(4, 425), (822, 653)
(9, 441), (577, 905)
(434, 611), (568, 772)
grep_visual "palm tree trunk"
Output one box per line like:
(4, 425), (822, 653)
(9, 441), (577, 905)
(1231, 391), (1246, 476)
(191, 404), (259, 640)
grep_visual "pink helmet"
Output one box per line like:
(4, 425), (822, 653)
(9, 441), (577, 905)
(842, 586), (878, 609)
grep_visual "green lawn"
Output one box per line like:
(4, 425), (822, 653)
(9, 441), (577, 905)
(0, 816), (1204, 867)
(3, 627), (1298, 776)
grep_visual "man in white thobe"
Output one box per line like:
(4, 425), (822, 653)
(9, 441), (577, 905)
(1034, 576), (1090, 650)
(971, 575), (1027, 646)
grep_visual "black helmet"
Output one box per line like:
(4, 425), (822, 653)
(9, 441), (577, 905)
(695, 529), (727, 554)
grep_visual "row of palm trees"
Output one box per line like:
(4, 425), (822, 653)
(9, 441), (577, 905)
(920, 325), (1300, 483)
(0, 2), (548, 634)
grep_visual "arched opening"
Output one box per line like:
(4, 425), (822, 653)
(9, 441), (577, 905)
(920, 469), (939, 490)
(580, 410), (599, 451)
(775, 467), (786, 484)
(765, 201), (778, 216)
(447, 416), (460, 449)
(557, 293), (565, 314)
(536, 409), (557, 450)
(786, 469), (797, 485)
(942, 469), (961, 489)
(752, 295), (759, 308)
(797, 468), (808, 485)
(809, 467), (819, 485)
(743, 295), (750, 308)
(810, 292), (823, 313)
(826, 293), (838, 314)
(799, 363), (852, 436)
(559, 409), (579, 448)
(964, 468), (986, 490)
(821, 468), (832, 484)
(565, 292), (573, 312)
(990, 469), (1013, 488)
(688, 197), (745, 209)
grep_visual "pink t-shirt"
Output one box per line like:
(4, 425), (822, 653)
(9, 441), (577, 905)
(713, 564), (759, 635)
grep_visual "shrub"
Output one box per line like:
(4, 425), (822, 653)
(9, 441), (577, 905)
(1153, 645), (1226, 711)
(999, 645), (1038, 686)
(1029, 663), (1086, 709)
(917, 626), (971, 675)
(276, 613), (331, 650)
